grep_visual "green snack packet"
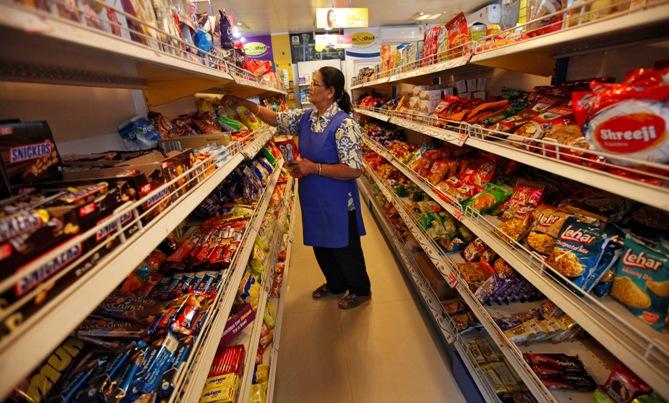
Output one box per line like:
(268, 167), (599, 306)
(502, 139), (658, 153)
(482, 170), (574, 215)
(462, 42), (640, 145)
(465, 183), (513, 213)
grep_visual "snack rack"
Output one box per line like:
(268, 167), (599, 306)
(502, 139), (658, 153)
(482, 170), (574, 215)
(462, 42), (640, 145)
(0, 0), (290, 399)
(351, 1), (669, 402)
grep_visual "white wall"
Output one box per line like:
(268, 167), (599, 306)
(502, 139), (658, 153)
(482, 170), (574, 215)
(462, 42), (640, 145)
(0, 82), (147, 154)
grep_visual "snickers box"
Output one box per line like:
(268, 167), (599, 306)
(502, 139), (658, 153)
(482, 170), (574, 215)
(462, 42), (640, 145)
(0, 121), (63, 199)
(0, 183), (140, 340)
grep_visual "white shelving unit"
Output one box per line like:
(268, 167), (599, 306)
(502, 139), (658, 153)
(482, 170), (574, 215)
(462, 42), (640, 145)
(175, 160), (285, 403)
(361, 135), (669, 400)
(266, 181), (298, 403)
(356, 107), (669, 211)
(0, 0), (286, 105)
(237, 178), (293, 403)
(0, 0), (291, 399)
(351, 1), (669, 88)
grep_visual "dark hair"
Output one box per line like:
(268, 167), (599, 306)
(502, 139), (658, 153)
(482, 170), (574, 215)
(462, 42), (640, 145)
(318, 66), (352, 114)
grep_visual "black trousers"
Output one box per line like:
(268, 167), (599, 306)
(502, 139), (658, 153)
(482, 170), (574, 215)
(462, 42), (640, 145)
(313, 211), (371, 296)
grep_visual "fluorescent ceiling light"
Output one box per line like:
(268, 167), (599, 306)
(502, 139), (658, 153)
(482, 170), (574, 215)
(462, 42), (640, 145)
(412, 12), (443, 21)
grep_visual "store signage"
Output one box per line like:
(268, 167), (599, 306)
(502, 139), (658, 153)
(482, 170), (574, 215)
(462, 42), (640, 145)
(315, 34), (352, 49)
(244, 41), (269, 56)
(316, 8), (368, 29)
(352, 31), (376, 46)
(243, 35), (274, 61)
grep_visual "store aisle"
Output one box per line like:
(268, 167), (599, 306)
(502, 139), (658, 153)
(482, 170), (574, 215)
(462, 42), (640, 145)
(274, 200), (466, 403)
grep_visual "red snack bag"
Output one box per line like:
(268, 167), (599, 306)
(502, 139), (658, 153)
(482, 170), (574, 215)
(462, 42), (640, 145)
(600, 362), (652, 403)
(497, 180), (544, 220)
(243, 58), (272, 77)
(427, 160), (451, 185)
(445, 12), (469, 59)
(573, 68), (669, 165)
(274, 137), (300, 161)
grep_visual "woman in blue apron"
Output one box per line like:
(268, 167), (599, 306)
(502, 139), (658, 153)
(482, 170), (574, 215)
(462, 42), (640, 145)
(224, 67), (371, 309)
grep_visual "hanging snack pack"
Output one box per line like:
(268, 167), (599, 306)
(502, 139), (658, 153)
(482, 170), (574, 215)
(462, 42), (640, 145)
(525, 206), (570, 255)
(610, 234), (669, 332)
(547, 216), (619, 292)
(236, 106), (262, 130)
(573, 68), (669, 165)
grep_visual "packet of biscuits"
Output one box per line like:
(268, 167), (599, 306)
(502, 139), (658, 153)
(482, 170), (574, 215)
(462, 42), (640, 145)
(610, 234), (669, 332)
(525, 206), (570, 255)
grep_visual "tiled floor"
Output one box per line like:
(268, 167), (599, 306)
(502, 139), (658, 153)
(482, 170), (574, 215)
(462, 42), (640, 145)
(273, 201), (466, 403)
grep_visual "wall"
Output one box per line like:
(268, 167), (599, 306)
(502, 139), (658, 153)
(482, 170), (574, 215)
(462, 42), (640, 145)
(343, 25), (425, 93)
(271, 33), (294, 83)
(0, 82), (146, 154)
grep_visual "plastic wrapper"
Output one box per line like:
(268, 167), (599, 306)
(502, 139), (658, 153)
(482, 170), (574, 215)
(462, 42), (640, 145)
(595, 362), (654, 403)
(463, 238), (496, 263)
(248, 382), (268, 403)
(610, 234), (669, 332)
(236, 106), (262, 130)
(457, 261), (494, 291)
(95, 291), (169, 324)
(464, 183), (513, 213)
(526, 206), (570, 255)
(573, 67), (669, 165)
(497, 180), (544, 221)
(274, 137), (300, 162)
(525, 353), (597, 392)
(442, 298), (468, 315)
(548, 216), (621, 293)
(118, 117), (162, 150)
(452, 311), (478, 332)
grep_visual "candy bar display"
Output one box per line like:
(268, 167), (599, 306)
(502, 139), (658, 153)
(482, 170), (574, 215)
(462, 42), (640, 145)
(6, 148), (284, 402)
(524, 353), (597, 392)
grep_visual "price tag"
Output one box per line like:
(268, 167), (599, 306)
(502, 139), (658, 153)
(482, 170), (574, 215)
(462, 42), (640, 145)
(453, 209), (463, 221)
(446, 271), (458, 287)
(457, 132), (469, 146)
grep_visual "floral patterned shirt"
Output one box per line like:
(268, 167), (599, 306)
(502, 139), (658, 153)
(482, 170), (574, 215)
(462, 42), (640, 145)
(277, 103), (362, 210)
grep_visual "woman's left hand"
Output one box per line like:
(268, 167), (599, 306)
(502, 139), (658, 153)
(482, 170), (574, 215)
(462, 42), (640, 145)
(286, 158), (318, 177)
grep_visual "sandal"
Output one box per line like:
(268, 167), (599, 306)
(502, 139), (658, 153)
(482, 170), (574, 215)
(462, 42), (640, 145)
(312, 284), (344, 299)
(338, 292), (371, 310)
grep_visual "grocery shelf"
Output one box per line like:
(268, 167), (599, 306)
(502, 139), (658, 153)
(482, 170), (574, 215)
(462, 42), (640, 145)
(355, 107), (669, 211)
(363, 136), (669, 399)
(174, 159), (285, 403)
(358, 177), (457, 344)
(266, 181), (297, 402)
(349, 1), (669, 88)
(242, 127), (277, 158)
(362, 161), (556, 401)
(453, 334), (502, 403)
(0, 1), (285, 105)
(0, 140), (256, 400)
(266, 181), (298, 403)
(471, 1), (669, 74)
(237, 190), (292, 403)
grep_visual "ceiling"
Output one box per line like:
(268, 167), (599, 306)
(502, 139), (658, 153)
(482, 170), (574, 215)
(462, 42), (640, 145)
(199, 0), (492, 35)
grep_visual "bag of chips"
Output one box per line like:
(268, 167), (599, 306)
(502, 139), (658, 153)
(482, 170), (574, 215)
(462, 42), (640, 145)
(465, 183), (513, 213)
(610, 234), (669, 332)
(526, 206), (570, 255)
(547, 217), (621, 293)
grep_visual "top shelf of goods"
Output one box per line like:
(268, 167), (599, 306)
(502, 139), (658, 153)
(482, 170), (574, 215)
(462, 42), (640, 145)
(0, 0), (287, 105)
(350, 0), (669, 88)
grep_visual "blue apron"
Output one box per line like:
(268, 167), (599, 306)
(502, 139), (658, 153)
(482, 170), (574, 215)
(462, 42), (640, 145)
(298, 110), (365, 248)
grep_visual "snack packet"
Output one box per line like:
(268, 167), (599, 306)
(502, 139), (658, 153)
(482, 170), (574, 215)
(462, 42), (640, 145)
(547, 216), (619, 291)
(465, 183), (513, 213)
(526, 206), (570, 255)
(610, 234), (669, 332)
